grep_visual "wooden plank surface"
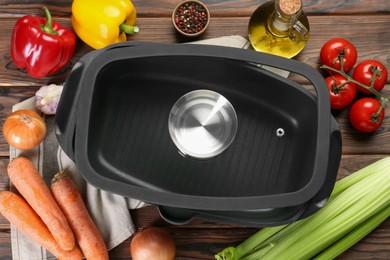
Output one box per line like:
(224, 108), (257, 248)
(0, 0), (390, 259)
(0, 0), (389, 17)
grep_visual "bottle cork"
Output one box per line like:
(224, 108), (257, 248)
(279, 0), (301, 15)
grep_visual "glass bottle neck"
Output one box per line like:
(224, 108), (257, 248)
(267, 0), (309, 41)
(268, 0), (302, 36)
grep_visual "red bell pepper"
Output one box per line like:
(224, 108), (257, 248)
(11, 7), (76, 78)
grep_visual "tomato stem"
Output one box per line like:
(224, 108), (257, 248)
(339, 52), (345, 72)
(331, 77), (349, 93)
(320, 64), (389, 106)
(369, 66), (383, 90)
(333, 48), (346, 70)
(321, 63), (388, 121)
(371, 104), (384, 124)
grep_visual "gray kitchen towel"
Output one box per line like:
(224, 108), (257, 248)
(9, 36), (289, 260)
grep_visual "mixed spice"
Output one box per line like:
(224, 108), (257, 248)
(174, 1), (208, 34)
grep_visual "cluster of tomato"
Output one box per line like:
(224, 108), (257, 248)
(320, 38), (388, 133)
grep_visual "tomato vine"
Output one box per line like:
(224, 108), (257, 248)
(320, 38), (388, 133)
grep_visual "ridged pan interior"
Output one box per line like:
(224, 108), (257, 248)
(86, 56), (317, 198)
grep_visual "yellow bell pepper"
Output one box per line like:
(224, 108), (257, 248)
(71, 0), (139, 49)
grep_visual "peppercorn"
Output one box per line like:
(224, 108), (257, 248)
(174, 1), (209, 34)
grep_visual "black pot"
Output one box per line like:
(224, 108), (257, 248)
(55, 42), (341, 227)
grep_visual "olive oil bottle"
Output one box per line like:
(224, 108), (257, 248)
(248, 0), (310, 58)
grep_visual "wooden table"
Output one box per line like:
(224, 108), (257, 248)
(0, 0), (389, 259)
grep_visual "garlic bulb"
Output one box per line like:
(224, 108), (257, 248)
(35, 84), (64, 115)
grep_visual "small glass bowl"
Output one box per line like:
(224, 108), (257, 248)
(172, 0), (210, 37)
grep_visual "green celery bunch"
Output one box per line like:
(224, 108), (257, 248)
(215, 157), (390, 260)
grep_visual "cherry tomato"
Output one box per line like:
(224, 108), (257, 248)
(349, 98), (384, 133)
(320, 38), (357, 73)
(352, 60), (388, 94)
(325, 75), (356, 110)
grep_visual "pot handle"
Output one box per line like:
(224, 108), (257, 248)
(299, 117), (342, 218)
(55, 42), (158, 160)
(179, 44), (332, 203)
(186, 44), (330, 113)
(55, 50), (98, 160)
(55, 61), (84, 160)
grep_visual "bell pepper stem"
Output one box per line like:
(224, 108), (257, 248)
(41, 6), (58, 35)
(119, 22), (140, 35)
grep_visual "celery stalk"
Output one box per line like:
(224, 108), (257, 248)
(331, 157), (390, 198)
(216, 218), (312, 260)
(215, 225), (285, 260)
(260, 171), (390, 259)
(215, 157), (390, 260)
(216, 212), (317, 260)
(240, 243), (275, 260)
(266, 182), (390, 259)
(235, 225), (284, 256)
(314, 205), (390, 260)
(227, 219), (308, 260)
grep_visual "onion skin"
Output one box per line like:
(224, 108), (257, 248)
(2, 110), (46, 150)
(130, 227), (176, 260)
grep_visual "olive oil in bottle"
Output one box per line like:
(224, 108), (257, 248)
(248, 0), (310, 58)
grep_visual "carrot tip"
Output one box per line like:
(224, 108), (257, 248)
(52, 170), (66, 184)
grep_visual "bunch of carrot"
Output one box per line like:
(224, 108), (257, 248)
(0, 156), (108, 260)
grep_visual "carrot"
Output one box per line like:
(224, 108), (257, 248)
(0, 191), (83, 260)
(7, 156), (75, 250)
(51, 171), (109, 260)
